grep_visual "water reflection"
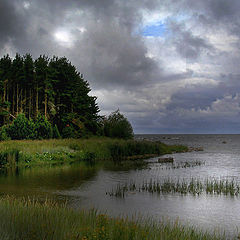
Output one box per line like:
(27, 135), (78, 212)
(0, 162), (98, 198)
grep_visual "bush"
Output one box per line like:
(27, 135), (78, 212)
(62, 124), (78, 138)
(34, 115), (53, 139)
(104, 110), (133, 139)
(52, 124), (61, 139)
(7, 114), (36, 140)
(0, 125), (10, 140)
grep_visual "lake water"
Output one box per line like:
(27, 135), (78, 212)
(1, 134), (240, 238)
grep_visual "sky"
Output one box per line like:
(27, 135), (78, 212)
(1, 0), (240, 134)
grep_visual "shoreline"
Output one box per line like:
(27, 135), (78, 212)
(0, 138), (188, 168)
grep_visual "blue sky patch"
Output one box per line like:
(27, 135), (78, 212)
(142, 22), (166, 37)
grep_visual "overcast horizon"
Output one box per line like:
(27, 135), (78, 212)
(1, 0), (240, 134)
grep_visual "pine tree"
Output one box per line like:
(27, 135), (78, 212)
(0, 54), (101, 138)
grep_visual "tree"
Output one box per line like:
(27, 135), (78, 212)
(104, 110), (134, 139)
(0, 54), (101, 138)
(0, 55), (12, 125)
(34, 114), (53, 139)
(7, 114), (36, 140)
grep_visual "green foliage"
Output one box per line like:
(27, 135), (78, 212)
(62, 124), (78, 138)
(7, 114), (36, 140)
(6, 114), (62, 140)
(0, 54), (100, 136)
(0, 149), (20, 165)
(34, 115), (53, 139)
(75, 150), (96, 162)
(0, 125), (10, 140)
(104, 110), (134, 139)
(0, 138), (187, 167)
(108, 140), (162, 160)
(52, 124), (61, 139)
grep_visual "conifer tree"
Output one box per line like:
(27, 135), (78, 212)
(0, 54), (101, 137)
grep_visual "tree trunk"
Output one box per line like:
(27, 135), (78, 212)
(12, 85), (15, 116)
(44, 87), (47, 118)
(25, 88), (27, 114)
(20, 89), (23, 113)
(29, 89), (31, 119)
(3, 80), (6, 102)
(16, 84), (19, 115)
(36, 83), (38, 117)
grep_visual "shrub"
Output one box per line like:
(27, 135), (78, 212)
(62, 124), (78, 138)
(104, 110), (134, 139)
(7, 114), (36, 140)
(52, 124), (61, 139)
(34, 115), (53, 139)
(0, 125), (10, 140)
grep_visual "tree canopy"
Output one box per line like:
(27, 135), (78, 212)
(103, 110), (134, 139)
(0, 54), (100, 138)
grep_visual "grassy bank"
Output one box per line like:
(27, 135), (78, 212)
(0, 138), (188, 167)
(0, 196), (223, 240)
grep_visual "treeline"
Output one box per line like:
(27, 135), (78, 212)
(0, 54), (100, 138)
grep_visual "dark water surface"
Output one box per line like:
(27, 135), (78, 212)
(1, 134), (240, 237)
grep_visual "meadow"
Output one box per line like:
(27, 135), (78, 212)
(0, 137), (188, 167)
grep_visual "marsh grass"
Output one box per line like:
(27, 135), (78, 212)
(0, 196), (223, 240)
(0, 138), (187, 167)
(108, 178), (240, 197)
(158, 160), (205, 170)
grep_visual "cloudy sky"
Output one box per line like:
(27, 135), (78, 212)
(1, 0), (240, 133)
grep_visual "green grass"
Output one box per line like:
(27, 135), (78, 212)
(0, 138), (188, 167)
(0, 196), (223, 240)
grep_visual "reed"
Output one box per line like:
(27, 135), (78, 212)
(108, 178), (240, 197)
(159, 160), (205, 170)
(0, 196), (223, 240)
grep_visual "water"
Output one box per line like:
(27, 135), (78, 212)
(1, 134), (240, 237)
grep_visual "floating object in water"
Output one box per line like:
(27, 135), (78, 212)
(222, 141), (227, 144)
(188, 147), (203, 152)
(158, 157), (174, 163)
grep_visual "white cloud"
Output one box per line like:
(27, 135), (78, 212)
(53, 30), (75, 48)
(23, 1), (30, 10)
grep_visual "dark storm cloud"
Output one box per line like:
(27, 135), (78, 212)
(1, 0), (240, 133)
(167, 86), (220, 111)
(0, 1), (26, 46)
(0, 0), (162, 89)
(183, 0), (240, 36)
(73, 23), (159, 89)
(167, 21), (214, 60)
(192, 0), (240, 21)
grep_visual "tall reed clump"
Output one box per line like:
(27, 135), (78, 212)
(108, 140), (187, 160)
(0, 148), (20, 166)
(108, 178), (240, 198)
(0, 196), (223, 240)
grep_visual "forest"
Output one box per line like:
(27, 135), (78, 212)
(0, 54), (134, 140)
(0, 54), (100, 139)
